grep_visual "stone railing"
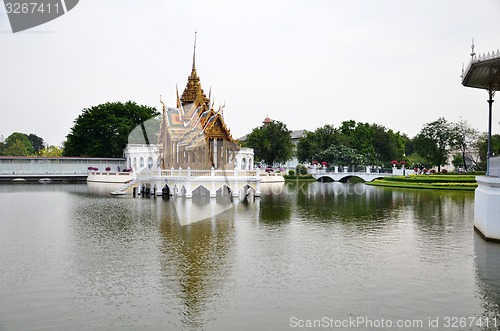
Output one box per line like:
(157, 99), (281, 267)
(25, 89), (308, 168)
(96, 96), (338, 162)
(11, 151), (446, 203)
(489, 156), (500, 177)
(139, 167), (260, 179)
(309, 166), (394, 175)
(88, 171), (133, 176)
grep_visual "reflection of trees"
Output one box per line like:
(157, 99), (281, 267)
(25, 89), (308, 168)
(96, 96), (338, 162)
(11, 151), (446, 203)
(410, 190), (473, 237)
(259, 184), (292, 225)
(66, 195), (166, 328)
(67, 191), (239, 329)
(157, 200), (235, 329)
(474, 234), (500, 329)
(288, 182), (402, 226)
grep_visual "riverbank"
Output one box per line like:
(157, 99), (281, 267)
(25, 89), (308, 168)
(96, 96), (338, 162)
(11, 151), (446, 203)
(366, 175), (478, 191)
(0, 174), (87, 183)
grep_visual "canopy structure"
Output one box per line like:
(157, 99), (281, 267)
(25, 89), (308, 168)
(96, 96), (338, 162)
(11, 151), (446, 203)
(462, 44), (500, 175)
(462, 49), (500, 91)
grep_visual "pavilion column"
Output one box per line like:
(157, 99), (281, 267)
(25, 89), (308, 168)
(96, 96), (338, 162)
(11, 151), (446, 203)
(177, 146), (181, 168)
(173, 141), (178, 168)
(217, 139), (222, 169)
(169, 141), (172, 168)
(204, 147), (207, 167)
(174, 141), (178, 167)
(222, 140), (227, 167)
(195, 148), (199, 169)
(487, 89), (495, 176)
(183, 149), (186, 168)
(209, 139), (215, 168)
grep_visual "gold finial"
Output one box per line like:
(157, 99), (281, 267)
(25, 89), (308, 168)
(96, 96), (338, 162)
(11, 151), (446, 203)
(192, 31), (197, 70)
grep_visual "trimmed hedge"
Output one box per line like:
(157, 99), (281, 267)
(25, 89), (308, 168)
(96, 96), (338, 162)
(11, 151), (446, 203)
(284, 174), (316, 181)
(382, 175), (476, 183)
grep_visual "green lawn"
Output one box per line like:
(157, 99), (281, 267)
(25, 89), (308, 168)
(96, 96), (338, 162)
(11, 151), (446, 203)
(366, 175), (478, 191)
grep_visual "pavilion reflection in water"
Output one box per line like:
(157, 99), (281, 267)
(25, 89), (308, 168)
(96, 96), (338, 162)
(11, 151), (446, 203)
(474, 233), (500, 323)
(156, 196), (260, 329)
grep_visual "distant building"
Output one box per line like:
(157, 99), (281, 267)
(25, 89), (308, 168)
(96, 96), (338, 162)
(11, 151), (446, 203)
(285, 129), (306, 169)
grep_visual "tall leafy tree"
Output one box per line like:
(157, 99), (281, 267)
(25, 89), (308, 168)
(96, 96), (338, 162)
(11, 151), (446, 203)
(414, 117), (454, 172)
(350, 122), (375, 161)
(297, 124), (340, 162)
(297, 121), (405, 165)
(403, 134), (415, 156)
(371, 125), (405, 164)
(27, 134), (45, 154)
(245, 120), (293, 166)
(318, 145), (368, 166)
(450, 120), (479, 171)
(38, 146), (63, 157)
(4, 132), (35, 156)
(63, 101), (159, 157)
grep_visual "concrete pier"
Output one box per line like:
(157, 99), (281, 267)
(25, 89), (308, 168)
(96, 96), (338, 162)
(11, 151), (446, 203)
(474, 175), (500, 242)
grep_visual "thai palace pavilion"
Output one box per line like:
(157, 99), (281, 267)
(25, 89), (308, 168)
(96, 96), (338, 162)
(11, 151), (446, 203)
(124, 36), (254, 173)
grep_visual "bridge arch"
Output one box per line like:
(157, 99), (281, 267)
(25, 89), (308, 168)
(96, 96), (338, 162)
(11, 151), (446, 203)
(337, 175), (366, 183)
(316, 176), (335, 182)
(192, 184), (211, 197)
(312, 172), (391, 182)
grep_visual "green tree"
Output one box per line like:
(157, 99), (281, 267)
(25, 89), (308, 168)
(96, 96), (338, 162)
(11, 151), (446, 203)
(0, 135), (5, 155)
(413, 117), (454, 172)
(339, 120), (356, 136)
(407, 153), (429, 169)
(63, 101), (159, 157)
(27, 133), (45, 154)
(39, 146), (63, 157)
(297, 124), (340, 162)
(318, 145), (368, 167)
(245, 120), (293, 166)
(297, 121), (406, 165)
(450, 120), (479, 172)
(4, 132), (35, 156)
(371, 127), (405, 164)
(404, 134), (415, 156)
(350, 122), (375, 160)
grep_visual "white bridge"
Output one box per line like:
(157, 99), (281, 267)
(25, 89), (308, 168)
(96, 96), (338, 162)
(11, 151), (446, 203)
(310, 169), (395, 182)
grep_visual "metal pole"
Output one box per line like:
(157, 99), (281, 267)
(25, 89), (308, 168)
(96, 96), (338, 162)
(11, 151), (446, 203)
(487, 89), (495, 176)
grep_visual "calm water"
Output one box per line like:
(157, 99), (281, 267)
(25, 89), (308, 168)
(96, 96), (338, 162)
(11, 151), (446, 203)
(0, 182), (499, 331)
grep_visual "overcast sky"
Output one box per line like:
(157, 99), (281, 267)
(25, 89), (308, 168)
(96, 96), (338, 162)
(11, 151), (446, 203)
(1, 0), (500, 146)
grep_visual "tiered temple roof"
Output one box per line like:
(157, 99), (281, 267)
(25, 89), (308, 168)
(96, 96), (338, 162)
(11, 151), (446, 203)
(158, 35), (238, 169)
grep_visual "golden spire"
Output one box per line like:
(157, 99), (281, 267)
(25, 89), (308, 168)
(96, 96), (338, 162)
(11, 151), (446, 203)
(180, 31), (209, 107)
(192, 31), (197, 70)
